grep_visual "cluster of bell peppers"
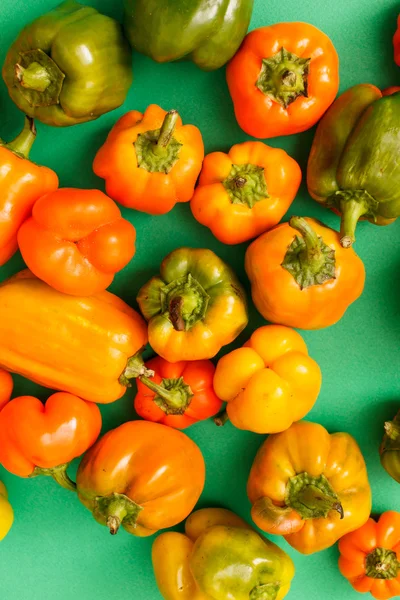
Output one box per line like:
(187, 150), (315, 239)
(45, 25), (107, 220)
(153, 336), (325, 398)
(0, 2), (400, 600)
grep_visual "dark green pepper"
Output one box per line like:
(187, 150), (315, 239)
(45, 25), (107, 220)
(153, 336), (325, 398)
(380, 410), (400, 484)
(2, 0), (132, 126)
(123, 0), (254, 71)
(307, 84), (400, 246)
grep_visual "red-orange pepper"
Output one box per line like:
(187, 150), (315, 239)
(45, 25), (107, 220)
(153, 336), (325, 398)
(18, 188), (136, 296)
(0, 392), (102, 491)
(394, 16), (400, 66)
(339, 512), (400, 599)
(134, 356), (222, 429)
(0, 117), (58, 266)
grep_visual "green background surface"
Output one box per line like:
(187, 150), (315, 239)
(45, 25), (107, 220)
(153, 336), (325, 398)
(0, 0), (399, 599)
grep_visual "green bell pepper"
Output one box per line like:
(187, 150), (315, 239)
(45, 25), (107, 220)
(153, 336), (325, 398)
(190, 525), (295, 600)
(380, 410), (400, 484)
(136, 247), (248, 362)
(123, 0), (254, 71)
(2, 0), (132, 126)
(307, 84), (400, 246)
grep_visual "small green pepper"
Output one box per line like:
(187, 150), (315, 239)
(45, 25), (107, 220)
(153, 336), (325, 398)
(123, 0), (254, 71)
(380, 410), (400, 484)
(2, 0), (132, 126)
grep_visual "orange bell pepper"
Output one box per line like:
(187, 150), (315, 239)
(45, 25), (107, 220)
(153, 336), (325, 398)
(0, 117), (58, 266)
(0, 392), (101, 491)
(0, 271), (148, 404)
(0, 369), (13, 412)
(93, 104), (204, 215)
(134, 356), (222, 429)
(245, 216), (365, 329)
(17, 188), (136, 296)
(248, 420), (372, 554)
(226, 22), (339, 138)
(76, 420), (205, 536)
(190, 141), (301, 245)
(394, 16), (400, 66)
(339, 512), (400, 600)
(213, 325), (321, 434)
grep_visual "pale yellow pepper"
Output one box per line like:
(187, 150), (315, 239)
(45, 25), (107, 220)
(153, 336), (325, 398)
(0, 481), (13, 541)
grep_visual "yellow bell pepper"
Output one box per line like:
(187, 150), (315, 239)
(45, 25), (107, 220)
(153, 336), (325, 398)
(0, 481), (14, 541)
(152, 508), (295, 600)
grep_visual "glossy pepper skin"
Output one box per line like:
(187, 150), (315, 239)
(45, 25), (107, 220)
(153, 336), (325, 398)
(134, 356), (222, 429)
(213, 325), (321, 434)
(76, 420), (205, 537)
(0, 392), (101, 491)
(93, 105), (204, 215)
(307, 84), (400, 246)
(2, 0), (132, 127)
(123, 0), (254, 72)
(339, 512), (400, 600)
(380, 410), (400, 484)
(394, 16), (400, 66)
(153, 507), (295, 600)
(226, 22), (339, 138)
(0, 117), (58, 266)
(0, 481), (14, 542)
(245, 216), (365, 329)
(0, 271), (148, 404)
(248, 420), (372, 554)
(190, 141), (301, 245)
(18, 188), (136, 296)
(0, 369), (13, 412)
(137, 247), (248, 362)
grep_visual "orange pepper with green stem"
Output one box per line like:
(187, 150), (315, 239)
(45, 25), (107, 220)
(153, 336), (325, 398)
(76, 420), (205, 536)
(0, 369), (13, 412)
(134, 356), (222, 429)
(190, 141), (301, 245)
(93, 105), (204, 215)
(226, 22), (339, 139)
(247, 420), (372, 554)
(0, 392), (102, 491)
(339, 511), (400, 599)
(18, 188), (136, 296)
(245, 216), (365, 329)
(213, 325), (321, 434)
(0, 116), (58, 266)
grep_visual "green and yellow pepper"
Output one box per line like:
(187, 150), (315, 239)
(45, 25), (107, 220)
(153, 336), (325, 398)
(123, 0), (254, 71)
(0, 481), (14, 541)
(152, 507), (295, 600)
(2, 0), (132, 126)
(137, 248), (248, 362)
(307, 84), (400, 246)
(380, 410), (400, 484)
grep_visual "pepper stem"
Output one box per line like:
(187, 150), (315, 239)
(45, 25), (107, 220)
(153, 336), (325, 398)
(154, 110), (179, 153)
(140, 375), (194, 415)
(2, 116), (36, 159)
(250, 583), (280, 600)
(339, 198), (369, 248)
(163, 273), (210, 332)
(94, 493), (143, 535)
(119, 351), (155, 387)
(384, 421), (400, 442)
(286, 472), (344, 520)
(366, 547), (400, 579)
(31, 463), (76, 493)
(15, 62), (51, 92)
(214, 410), (230, 427)
(282, 217), (336, 289)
